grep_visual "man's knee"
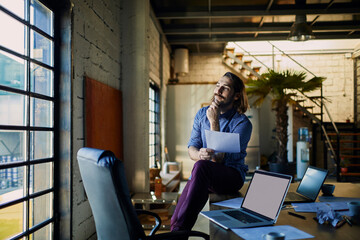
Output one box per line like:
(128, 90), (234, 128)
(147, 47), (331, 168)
(192, 160), (212, 177)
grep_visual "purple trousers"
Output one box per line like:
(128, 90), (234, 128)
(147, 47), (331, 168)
(170, 160), (244, 231)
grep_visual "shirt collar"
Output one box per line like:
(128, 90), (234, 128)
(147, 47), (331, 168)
(220, 107), (237, 119)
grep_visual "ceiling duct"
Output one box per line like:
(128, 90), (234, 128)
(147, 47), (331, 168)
(174, 48), (189, 77)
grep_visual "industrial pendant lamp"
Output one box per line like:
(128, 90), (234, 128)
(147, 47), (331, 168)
(288, 14), (314, 41)
(288, 0), (314, 41)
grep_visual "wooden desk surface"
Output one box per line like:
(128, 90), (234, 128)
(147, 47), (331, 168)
(209, 182), (360, 240)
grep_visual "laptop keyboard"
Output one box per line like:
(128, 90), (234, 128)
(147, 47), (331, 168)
(286, 192), (307, 201)
(224, 210), (262, 223)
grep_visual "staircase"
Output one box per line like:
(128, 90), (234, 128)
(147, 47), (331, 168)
(326, 126), (360, 181)
(222, 43), (360, 182)
(222, 46), (264, 83)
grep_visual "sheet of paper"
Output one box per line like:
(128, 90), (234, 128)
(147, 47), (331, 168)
(231, 225), (314, 240)
(205, 130), (240, 153)
(292, 202), (349, 213)
(319, 196), (360, 202)
(212, 197), (244, 209)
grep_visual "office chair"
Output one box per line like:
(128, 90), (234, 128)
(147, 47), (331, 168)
(77, 147), (209, 240)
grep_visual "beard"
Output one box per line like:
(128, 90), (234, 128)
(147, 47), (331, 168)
(212, 93), (234, 108)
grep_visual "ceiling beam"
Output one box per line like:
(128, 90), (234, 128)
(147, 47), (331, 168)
(155, 3), (360, 19)
(162, 22), (360, 35)
(166, 33), (360, 44)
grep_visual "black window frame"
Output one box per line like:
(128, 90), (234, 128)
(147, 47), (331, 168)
(0, 0), (60, 239)
(149, 82), (161, 168)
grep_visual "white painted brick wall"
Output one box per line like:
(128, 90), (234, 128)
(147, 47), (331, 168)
(178, 52), (354, 123)
(71, 0), (122, 239)
(178, 54), (229, 83)
(149, 20), (160, 85)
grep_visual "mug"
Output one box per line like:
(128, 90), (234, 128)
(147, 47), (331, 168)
(348, 201), (360, 224)
(262, 232), (285, 240)
(321, 184), (335, 196)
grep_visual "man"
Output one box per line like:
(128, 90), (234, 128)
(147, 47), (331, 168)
(171, 72), (252, 232)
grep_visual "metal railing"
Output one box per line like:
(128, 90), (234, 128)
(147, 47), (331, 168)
(225, 41), (341, 180)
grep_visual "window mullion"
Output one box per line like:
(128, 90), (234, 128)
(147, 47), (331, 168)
(25, 0), (31, 236)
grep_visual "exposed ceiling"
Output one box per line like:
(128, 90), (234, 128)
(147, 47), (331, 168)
(150, 0), (360, 53)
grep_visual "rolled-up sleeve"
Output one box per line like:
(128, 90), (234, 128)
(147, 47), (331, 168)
(187, 108), (206, 149)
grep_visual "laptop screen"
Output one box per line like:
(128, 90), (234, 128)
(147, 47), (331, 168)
(296, 166), (328, 200)
(242, 171), (291, 220)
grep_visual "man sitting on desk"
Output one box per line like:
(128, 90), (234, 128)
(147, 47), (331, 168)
(171, 72), (253, 232)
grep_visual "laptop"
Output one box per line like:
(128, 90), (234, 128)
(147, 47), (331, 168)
(200, 170), (292, 229)
(284, 166), (328, 204)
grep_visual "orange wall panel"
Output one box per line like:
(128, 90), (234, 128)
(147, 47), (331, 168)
(85, 76), (123, 159)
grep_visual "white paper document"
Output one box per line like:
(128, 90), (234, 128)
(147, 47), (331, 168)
(319, 196), (360, 202)
(205, 130), (240, 153)
(292, 202), (349, 212)
(231, 225), (314, 240)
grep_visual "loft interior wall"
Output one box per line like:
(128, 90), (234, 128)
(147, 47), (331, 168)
(121, 0), (150, 194)
(67, 0), (171, 238)
(161, 42), (171, 166)
(166, 43), (357, 177)
(70, 0), (122, 239)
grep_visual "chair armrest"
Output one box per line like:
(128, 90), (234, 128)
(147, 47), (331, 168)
(145, 230), (209, 240)
(135, 209), (162, 236)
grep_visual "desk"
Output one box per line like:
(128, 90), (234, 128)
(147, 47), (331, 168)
(208, 182), (360, 240)
(132, 192), (178, 230)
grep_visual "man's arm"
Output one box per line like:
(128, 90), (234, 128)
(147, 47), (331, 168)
(188, 146), (224, 163)
(188, 146), (215, 162)
(205, 102), (226, 162)
(206, 102), (220, 131)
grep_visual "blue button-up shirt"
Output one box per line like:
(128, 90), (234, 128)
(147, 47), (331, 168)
(188, 106), (252, 181)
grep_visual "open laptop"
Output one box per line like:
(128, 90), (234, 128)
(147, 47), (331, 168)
(200, 170), (292, 229)
(284, 166), (328, 204)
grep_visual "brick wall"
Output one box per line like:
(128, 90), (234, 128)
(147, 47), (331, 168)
(178, 52), (354, 123)
(177, 54), (230, 83)
(169, 51), (355, 174)
(278, 53), (354, 123)
(149, 19), (161, 85)
(356, 56), (360, 126)
(71, 0), (122, 239)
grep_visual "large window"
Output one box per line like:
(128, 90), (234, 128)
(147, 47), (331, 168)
(0, 0), (56, 239)
(149, 82), (161, 168)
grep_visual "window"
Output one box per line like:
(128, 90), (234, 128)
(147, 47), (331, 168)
(0, 0), (57, 239)
(149, 82), (161, 168)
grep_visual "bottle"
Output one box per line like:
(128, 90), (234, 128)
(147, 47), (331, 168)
(155, 177), (162, 197)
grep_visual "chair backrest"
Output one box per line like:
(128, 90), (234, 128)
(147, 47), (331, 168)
(77, 147), (145, 240)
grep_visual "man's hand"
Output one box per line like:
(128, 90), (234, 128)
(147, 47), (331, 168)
(188, 146), (224, 163)
(206, 101), (220, 131)
(198, 148), (215, 160)
(211, 152), (225, 163)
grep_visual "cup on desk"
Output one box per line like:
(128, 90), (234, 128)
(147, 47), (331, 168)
(262, 232), (285, 240)
(348, 201), (360, 224)
(321, 184), (335, 196)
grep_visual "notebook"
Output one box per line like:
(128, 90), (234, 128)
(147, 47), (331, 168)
(200, 170), (292, 229)
(284, 166), (328, 204)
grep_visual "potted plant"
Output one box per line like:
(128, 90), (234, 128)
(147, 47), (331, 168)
(340, 158), (350, 174)
(246, 69), (325, 174)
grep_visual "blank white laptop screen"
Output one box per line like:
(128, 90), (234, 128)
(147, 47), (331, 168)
(242, 173), (290, 219)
